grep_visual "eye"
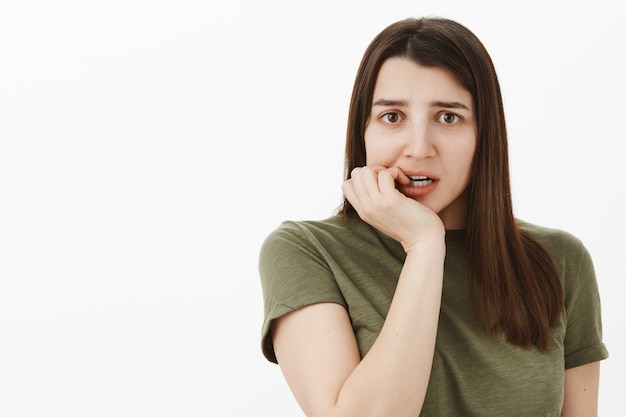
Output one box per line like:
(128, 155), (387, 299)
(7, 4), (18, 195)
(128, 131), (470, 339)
(438, 112), (461, 125)
(381, 112), (402, 124)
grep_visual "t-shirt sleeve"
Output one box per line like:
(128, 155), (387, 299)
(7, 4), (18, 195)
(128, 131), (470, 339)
(258, 221), (347, 363)
(562, 239), (609, 369)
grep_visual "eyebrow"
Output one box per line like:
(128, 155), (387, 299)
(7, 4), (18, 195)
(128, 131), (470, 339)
(372, 98), (409, 107)
(372, 98), (471, 111)
(432, 101), (471, 111)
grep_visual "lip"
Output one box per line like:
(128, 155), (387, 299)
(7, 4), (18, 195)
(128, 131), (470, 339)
(396, 169), (439, 198)
(401, 169), (437, 179)
(397, 179), (438, 198)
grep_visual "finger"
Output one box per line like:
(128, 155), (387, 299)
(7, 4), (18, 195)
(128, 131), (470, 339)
(351, 166), (382, 202)
(384, 166), (410, 185)
(378, 170), (412, 203)
(377, 169), (401, 197)
(368, 164), (387, 173)
(342, 178), (361, 209)
(348, 166), (362, 179)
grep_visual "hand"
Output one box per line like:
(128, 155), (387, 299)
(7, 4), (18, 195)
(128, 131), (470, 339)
(342, 165), (445, 253)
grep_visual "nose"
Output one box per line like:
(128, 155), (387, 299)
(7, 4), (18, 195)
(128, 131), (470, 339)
(403, 122), (435, 159)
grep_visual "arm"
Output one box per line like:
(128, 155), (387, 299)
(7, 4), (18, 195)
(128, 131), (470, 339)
(273, 240), (444, 417)
(561, 361), (601, 417)
(272, 166), (445, 417)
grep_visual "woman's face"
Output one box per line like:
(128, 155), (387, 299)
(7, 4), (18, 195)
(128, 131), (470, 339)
(364, 57), (477, 229)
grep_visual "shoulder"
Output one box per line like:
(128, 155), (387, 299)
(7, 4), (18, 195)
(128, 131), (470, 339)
(259, 215), (355, 268)
(258, 217), (353, 299)
(272, 215), (355, 236)
(516, 219), (596, 293)
(262, 215), (353, 248)
(259, 214), (403, 277)
(516, 219), (588, 259)
(261, 214), (384, 252)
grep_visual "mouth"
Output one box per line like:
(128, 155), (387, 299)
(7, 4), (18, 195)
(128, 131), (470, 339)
(407, 175), (435, 187)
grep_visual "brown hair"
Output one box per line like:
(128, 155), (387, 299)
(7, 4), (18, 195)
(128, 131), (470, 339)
(339, 17), (563, 351)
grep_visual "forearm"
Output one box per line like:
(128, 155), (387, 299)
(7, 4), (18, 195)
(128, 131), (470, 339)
(332, 239), (445, 417)
(561, 362), (600, 417)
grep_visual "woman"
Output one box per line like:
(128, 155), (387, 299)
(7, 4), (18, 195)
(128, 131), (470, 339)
(259, 17), (608, 416)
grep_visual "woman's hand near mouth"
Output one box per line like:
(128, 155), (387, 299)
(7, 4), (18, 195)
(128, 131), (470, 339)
(342, 165), (445, 253)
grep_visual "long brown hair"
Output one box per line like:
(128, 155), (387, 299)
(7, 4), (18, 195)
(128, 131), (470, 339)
(339, 17), (563, 351)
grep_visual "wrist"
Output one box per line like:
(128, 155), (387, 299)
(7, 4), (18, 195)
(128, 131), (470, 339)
(402, 233), (446, 256)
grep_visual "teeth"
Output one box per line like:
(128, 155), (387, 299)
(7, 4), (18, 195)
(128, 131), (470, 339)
(408, 176), (433, 187)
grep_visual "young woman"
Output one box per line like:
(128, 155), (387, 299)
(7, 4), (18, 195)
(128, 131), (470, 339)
(259, 17), (608, 416)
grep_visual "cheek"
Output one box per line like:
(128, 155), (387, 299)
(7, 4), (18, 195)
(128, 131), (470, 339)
(365, 141), (393, 166)
(456, 145), (476, 180)
(364, 132), (397, 166)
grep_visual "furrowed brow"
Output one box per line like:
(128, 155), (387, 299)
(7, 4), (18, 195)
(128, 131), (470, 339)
(372, 98), (408, 107)
(431, 101), (471, 111)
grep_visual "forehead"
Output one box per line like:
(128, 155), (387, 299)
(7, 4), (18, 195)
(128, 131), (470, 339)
(373, 57), (472, 105)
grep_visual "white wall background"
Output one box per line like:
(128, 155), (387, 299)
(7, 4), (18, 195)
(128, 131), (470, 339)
(1, 1), (623, 416)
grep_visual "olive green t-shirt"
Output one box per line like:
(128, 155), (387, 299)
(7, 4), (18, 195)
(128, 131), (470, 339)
(259, 215), (608, 416)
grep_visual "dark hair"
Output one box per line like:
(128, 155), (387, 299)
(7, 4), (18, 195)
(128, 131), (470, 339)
(340, 17), (563, 350)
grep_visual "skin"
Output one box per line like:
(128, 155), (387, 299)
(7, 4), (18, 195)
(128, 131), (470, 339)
(362, 58), (477, 232)
(271, 57), (601, 416)
(562, 362), (601, 416)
